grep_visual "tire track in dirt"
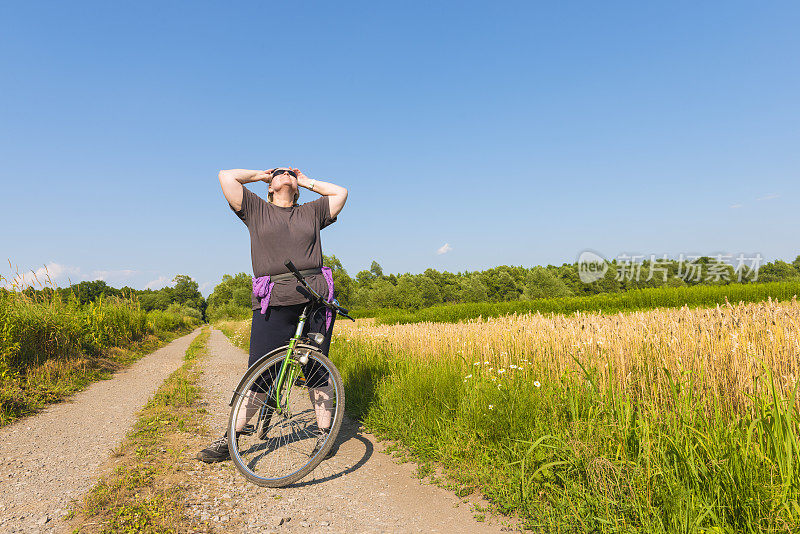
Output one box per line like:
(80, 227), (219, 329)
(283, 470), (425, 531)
(0, 327), (203, 534)
(182, 327), (517, 533)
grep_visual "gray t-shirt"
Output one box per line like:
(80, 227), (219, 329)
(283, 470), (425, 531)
(229, 185), (338, 309)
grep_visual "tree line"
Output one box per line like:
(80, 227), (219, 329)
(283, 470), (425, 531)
(6, 274), (206, 321)
(205, 253), (800, 317)
(10, 253), (799, 321)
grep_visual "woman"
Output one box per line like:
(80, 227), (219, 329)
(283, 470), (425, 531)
(197, 167), (348, 463)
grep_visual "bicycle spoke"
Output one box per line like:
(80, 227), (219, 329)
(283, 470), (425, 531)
(229, 350), (343, 486)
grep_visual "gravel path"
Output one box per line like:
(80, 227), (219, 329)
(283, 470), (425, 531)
(183, 327), (518, 533)
(0, 327), (203, 534)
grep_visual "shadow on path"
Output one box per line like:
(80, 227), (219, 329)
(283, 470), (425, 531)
(286, 416), (373, 488)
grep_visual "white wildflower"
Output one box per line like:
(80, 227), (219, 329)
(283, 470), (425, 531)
(534, 381), (541, 388)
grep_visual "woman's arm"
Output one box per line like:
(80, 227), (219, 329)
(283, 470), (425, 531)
(294, 169), (348, 218)
(218, 169), (272, 212)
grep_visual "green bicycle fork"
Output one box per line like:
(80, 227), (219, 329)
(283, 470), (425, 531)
(272, 306), (309, 414)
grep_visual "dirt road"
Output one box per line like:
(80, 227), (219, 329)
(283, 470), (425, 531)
(0, 327), (203, 534)
(182, 327), (516, 533)
(0, 326), (518, 533)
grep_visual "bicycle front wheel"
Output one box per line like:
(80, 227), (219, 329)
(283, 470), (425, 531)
(227, 345), (345, 487)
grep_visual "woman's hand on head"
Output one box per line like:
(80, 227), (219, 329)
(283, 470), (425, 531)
(293, 168), (315, 190)
(255, 169), (274, 184)
(293, 168), (308, 181)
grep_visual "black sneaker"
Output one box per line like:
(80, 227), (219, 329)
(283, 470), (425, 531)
(310, 429), (333, 459)
(196, 431), (235, 463)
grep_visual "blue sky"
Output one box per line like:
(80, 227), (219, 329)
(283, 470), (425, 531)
(2, 1), (798, 296)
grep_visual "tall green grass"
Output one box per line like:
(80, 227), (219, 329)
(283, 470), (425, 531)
(371, 281), (800, 325)
(331, 337), (800, 532)
(0, 288), (201, 425)
(206, 300), (252, 323)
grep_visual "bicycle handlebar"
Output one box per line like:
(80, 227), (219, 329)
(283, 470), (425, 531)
(284, 260), (356, 321)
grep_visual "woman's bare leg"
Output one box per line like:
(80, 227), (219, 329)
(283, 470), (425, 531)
(309, 380), (334, 430)
(235, 389), (267, 432)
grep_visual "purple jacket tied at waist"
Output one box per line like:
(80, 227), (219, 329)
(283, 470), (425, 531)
(252, 266), (335, 331)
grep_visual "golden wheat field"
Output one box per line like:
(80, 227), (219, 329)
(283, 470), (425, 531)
(333, 297), (800, 416)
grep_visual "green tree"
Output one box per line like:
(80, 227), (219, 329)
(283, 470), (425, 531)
(205, 272), (252, 319)
(666, 276), (687, 288)
(370, 261), (384, 278)
(488, 270), (520, 301)
(418, 275), (441, 308)
(71, 280), (122, 304)
(371, 278), (397, 308)
(459, 275), (489, 302)
(355, 270), (375, 286)
(757, 260), (799, 283)
(172, 275), (200, 304)
(435, 270), (461, 303)
(324, 254), (355, 306)
(522, 267), (573, 300)
(232, 287), (252, 308)
(395, 275), (424, 310)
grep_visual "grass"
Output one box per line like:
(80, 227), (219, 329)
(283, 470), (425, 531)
(366, 281), (800, 325)
(330, 297), (800, 532)
(68, 326), (211, 534)
(335, 296), (800, 417)
(212, 296), (800, 531)
(212, 319), (250, 351)
(0, 328), (194, 427)
(0, 276), (201, 427)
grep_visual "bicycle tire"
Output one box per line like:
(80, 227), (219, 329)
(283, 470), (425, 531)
(227, 345), (345, 487)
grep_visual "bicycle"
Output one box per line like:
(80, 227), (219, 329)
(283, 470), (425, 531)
(226, 260), (355, 487)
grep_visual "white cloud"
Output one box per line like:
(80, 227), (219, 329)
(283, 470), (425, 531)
(2, 261), (82, 290)
(436, 243), (453, 255)
(2, 262), (144, 290)
(2, 262), (149, 292)
(730, 204), (743, 209)
(756, 193), (780, 201)
(145, 276), (169, 290)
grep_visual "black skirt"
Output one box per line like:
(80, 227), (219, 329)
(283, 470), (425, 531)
(246, 303), (336, 392)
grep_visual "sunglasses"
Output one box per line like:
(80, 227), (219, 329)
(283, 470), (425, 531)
(272, 169), (297, 178)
